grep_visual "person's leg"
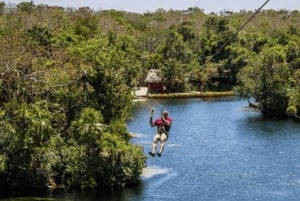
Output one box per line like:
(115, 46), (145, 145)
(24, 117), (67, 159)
(151, 141), (157, 154)
(149, 133), (160, 156)
(157, 133), (168, 156)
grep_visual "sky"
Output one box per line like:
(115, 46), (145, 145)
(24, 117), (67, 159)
(3, 0), (300, 13)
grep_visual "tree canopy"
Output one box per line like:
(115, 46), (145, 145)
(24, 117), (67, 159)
(0, 1), (300, 196)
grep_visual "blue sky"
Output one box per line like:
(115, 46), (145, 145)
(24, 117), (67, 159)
(3, 0), (300, 13)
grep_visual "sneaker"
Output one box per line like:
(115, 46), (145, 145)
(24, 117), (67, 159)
(149, 152), (155, 157)
(156, 152), (162, 157)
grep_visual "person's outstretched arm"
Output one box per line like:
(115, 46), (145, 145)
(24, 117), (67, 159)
(149, 108), (155, 127)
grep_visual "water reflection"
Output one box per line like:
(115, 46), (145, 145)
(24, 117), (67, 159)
(47, 182), (144, 201)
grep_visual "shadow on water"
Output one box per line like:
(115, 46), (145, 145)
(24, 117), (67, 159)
(238, 110), (300, 139)
(48, 183), (145, 201)
(2, 182), (145, 201)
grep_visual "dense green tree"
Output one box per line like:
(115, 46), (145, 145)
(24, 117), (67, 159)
(26, 25), (52, 46)
(73, 8), (99, 38)
(160, 29), (192, 92)
(236, 45), (291, 117)
(0, 2), (4, 16)
(69, 33), (141, 122)
(17, 1), (35, 13)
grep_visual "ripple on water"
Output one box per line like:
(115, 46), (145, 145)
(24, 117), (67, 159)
(141, 165), (178, 190)
(141, 165), (170, 179)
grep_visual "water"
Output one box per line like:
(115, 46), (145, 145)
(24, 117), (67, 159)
(125, 97), (300, 201)
(6, 97), (300, 200)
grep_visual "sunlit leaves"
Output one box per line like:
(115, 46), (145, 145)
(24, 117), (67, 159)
(71, 107), (104, 144)
(68, 33), (138, 122)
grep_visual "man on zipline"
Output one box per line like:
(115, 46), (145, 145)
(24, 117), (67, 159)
(149, 108), (172, 157)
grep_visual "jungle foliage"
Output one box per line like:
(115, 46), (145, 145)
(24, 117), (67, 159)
(0, 1), (300, 195)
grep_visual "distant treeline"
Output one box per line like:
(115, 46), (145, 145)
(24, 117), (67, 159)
(0, 1), (300, 196)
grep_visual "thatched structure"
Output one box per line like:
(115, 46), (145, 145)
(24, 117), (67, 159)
(144, 69), (164, 93)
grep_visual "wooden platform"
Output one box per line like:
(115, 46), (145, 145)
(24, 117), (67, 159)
(134, 87), (148, 97)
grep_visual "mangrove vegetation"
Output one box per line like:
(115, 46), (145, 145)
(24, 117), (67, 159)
(0, 1), (300, 196)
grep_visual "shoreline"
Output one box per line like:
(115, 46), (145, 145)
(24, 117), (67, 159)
(146, 91), (235, 99)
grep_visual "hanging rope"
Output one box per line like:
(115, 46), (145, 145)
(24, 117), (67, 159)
(145, 98), (163, 116)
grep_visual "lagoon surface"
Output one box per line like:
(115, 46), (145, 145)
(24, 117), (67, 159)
(7, 97), (300, 201)
(125, 97), (300, 201)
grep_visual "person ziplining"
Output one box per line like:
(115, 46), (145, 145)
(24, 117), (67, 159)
(148, 108), (172, 157)
(145, 0), (270, 158)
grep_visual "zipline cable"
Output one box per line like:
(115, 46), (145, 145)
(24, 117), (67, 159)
(208, 0), (271, 63)
(143, 1), (271, 114)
